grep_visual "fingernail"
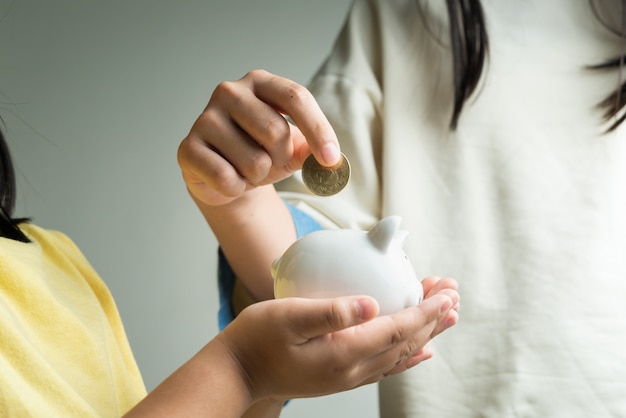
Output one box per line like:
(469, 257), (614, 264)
(321, 143), (340, 166)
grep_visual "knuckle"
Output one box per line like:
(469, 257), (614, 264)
(196, 106), (222, 129)
(242, 151), (272, 183)
(398, 340), (419, 364)
(283, 82), (312, 106)
(177, 134), (207, 169)
(261, 116), (290, 142)
(389, 325), (407, 346)
(212, 80), (235, 97)
(323, 300), (353, 332)
(212, 80), (243, 104)
(176, 137), (191, 166)
(324, 302), (345, 331)
(245, 68), (269, 80)
(209, 163), (243, 197)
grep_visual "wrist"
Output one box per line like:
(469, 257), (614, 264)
(199, 338), (257, 415)
(123, 339), (256, 418)
(197, 185), (280, 222)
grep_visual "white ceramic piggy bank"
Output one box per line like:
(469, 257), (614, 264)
(272, 216), (423, 315)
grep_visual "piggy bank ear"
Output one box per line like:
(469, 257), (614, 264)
(367, 215), (403, 253)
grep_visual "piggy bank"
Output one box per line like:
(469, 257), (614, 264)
(272, 216), (423, 315)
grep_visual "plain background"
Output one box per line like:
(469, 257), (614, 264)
(0, 0), (383, 417)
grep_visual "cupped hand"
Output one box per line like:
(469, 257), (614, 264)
(216, 282), (459, 403)
(177, 69), (341, 207)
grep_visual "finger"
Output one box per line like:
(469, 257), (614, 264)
(285, 296), (380, 342)
(178, 132), (247, 198)
(420, 276), (442, 295)
(309, 296), (452, 389)
(215, 78), (296, 168)
(383, 345), (435, 377)
(250, 70), (341, 167)
(430, 306), (459, 338)
(423, 287), (459, 338)
(424, 276), (459, 299)
(431, 288), (460, 306)
(335, 294), (453, 379)
(358, 348), (434, 386)
(362, 293), (452, 351)
(192, 102), (280, 186)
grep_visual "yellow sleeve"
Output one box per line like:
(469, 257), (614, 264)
(0, 224), (146, 417)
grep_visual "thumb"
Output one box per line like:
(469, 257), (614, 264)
(292, 296), (380, 340)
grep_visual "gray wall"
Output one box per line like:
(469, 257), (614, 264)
(0, 0), (381, 417)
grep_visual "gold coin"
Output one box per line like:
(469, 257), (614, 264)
(301, 152), (351, 196)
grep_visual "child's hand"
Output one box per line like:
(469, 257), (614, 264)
(217, 280), (459, 403)
(177, 69), (341, 208)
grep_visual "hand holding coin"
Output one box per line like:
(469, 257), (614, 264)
(302, 152), (351, 196)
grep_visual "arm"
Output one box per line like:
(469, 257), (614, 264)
(178, 70), (342, 301)
(190, 186), (293, 301)
(124, 278), (460, 418)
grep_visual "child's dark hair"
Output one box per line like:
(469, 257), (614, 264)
(0, 122), (31, 242)
(443, 0), (626, 131)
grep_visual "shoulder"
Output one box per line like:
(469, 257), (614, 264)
(19, 223), (80, 252)
(14, 223), (95, 273)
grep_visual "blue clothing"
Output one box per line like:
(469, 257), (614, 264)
(217, 201), (323, 329)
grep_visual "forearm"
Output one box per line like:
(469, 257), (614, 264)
(123, 340), (254, 418)
(195, 184), (296, 301)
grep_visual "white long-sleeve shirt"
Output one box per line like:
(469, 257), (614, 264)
(278, 0), (626, 416)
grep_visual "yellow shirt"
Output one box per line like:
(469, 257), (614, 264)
(0, 224), (146, 417)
